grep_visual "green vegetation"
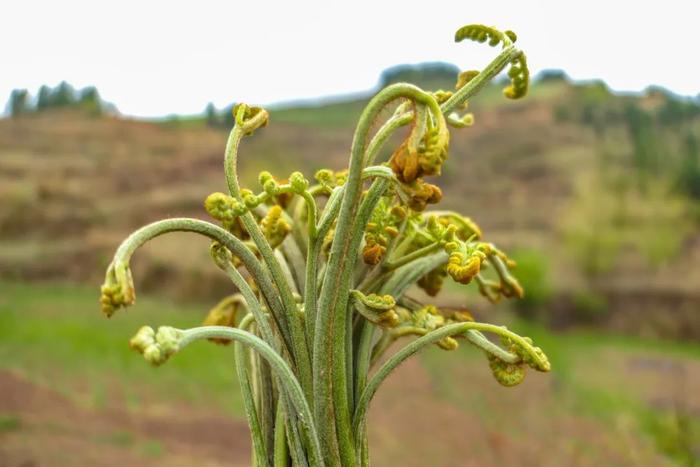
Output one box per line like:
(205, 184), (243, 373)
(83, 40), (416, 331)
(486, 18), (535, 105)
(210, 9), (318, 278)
(139, 440), (165, 458)
(270, 99), (368, 129)
(678, 131), (700, 201)
(0, 414), (22, 432)
(0, 281), (245, 415)
(509, 249), (552, 319)
(562, 173), (691, 276)
(6, 89), (30, 117)
(379, 62), (459, 90)
(556, 81), (700, 200)
(97, 24), (550, 467)
(201, 102), (236, 129)
(5, 81), (113, 117)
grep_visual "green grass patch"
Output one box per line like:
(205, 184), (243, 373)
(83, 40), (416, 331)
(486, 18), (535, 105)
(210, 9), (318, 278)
(270, 99), (367, 129)
(0, 281), (244, 416)
(0, 414), (22, 432)
(139, 439), (165, 458)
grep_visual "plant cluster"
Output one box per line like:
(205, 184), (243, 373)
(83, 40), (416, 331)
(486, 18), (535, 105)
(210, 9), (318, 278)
(100, 24), (550, 466)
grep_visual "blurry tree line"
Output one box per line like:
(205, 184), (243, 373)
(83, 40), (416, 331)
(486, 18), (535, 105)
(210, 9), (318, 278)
(555, 83), (700, 200)
(5, 82), (114, 117)
(379, 62), (459, 89)
(203, 102), (236, 129)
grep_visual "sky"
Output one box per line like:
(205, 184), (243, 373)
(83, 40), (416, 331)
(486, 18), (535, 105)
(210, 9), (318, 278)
(1, 0), (698, 117)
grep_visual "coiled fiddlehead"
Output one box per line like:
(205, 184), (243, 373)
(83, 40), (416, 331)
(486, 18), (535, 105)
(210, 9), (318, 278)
(455, 24), (529, 100)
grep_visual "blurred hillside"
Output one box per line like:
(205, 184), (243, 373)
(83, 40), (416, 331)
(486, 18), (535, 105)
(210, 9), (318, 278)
(1, 67), (699, 338)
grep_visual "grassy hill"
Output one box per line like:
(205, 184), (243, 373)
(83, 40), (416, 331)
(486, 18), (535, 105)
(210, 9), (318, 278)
(1, 70), (699, 338)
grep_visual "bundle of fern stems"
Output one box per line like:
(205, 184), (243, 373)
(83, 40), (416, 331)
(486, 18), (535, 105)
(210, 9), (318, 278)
(99, 24), (550, 467)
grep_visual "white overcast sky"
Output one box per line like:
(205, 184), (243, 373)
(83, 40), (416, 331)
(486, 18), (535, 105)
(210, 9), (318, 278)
(1, 0), (698, 117)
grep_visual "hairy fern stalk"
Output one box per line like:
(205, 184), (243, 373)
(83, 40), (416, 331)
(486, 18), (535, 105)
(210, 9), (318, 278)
(100, 24), (550, 467)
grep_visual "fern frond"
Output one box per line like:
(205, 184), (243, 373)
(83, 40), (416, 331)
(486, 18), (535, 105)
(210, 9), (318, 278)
(454, 24), (516, 48)
(503, 52), (529, 99)
(455, 24), (529, 100)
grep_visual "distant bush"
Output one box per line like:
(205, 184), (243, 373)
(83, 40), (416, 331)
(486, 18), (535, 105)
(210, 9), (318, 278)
(36, 85), (52, 111)
(656, 90), (700, 126)
(49, 81), (77, 108)
(677, 132), (700, 200)
(6, 89), (30, 117)
(204, 102), (219, 127)
(623, 103), (660, 177)
(510, 249), (553, 319)
(78, 86), (104, 116)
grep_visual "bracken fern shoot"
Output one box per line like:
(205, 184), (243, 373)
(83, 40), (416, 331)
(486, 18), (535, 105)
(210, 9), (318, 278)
(100, 24), (550, 467)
